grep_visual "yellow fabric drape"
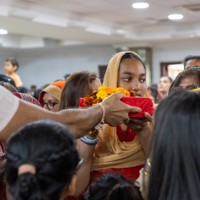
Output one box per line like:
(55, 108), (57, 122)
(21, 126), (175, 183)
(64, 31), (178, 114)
(92, 51), (145, 170)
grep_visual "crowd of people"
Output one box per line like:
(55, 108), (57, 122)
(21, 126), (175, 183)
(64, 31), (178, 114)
(0, 52), (200, 200)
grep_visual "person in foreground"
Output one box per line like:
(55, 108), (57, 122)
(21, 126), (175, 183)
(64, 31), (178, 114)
(6, 120), (81, 200)
(84, 173), (142, 200)
(147, 90), (200, 200)
(0, 85), (141, 142)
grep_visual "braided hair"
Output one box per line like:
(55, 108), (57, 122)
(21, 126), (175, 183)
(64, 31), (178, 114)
(6, 120), (80, 200)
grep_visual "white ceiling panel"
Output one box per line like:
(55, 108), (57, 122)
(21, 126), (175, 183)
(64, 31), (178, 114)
(0, 0), (199, 48)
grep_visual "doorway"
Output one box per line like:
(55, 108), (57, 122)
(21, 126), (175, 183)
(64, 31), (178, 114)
(160, 61), (184, 80)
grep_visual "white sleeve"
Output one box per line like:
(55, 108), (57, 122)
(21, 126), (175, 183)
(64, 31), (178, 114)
(0, 86), (19, 131)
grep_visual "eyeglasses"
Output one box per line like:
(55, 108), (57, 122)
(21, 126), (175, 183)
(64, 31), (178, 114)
(185, 66), (200, 71)
(42, 101), (59, 110)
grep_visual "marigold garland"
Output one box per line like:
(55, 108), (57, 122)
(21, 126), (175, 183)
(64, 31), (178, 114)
(82, 86), (136, 107)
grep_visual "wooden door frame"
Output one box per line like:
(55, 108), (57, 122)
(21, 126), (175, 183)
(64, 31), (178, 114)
(160, 61), (182, 77)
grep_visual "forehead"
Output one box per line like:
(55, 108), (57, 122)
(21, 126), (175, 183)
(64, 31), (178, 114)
(160, 77), (170, 82)
(186, 59), (200, 67)
(119, 58), (145, 75)
(179, 76), (197, 86)
(5, 61), (12, 65)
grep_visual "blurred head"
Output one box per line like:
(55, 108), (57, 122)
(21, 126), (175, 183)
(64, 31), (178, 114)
(59, 71), (101, 109)
(17, 86), (31, 95)
(39, 80), (65, 112)
(169, 70), (200, 94)
(84, 173), (141, 200)
(158, 76), (172, 95)
(103, 51), (147, 97)
(30, 85), (37, 92)
(184, 55), (200, 70)
(4, 58), (19, 74)
(6, 120), (81, 200)
(148, 90), (200, 200)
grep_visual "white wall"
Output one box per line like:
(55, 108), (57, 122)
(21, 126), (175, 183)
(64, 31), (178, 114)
(0, 45), (115, 88)
(0, 39), (200, 88)
(152, 39), (200, 83)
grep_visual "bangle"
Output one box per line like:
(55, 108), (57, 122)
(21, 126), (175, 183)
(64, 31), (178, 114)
(144, 158), (151, 176)
(98, 103), (105, 123)
(80, 136), (98, 145)
(88, 129), (98, 135)
(143, 169), (150, 176)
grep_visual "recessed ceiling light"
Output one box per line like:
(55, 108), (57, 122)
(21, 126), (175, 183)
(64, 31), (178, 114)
(0, 28), (8, 35)
(116, 29), (126, 34)
(132, 2), (149, 9)
(168, 14), (183, 20)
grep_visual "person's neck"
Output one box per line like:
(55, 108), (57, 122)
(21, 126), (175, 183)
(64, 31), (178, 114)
(159, 91), (166, 97)
(7, 71), (15, 75)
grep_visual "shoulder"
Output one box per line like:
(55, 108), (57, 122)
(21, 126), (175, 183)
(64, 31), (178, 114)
(10, 73), (23, 87)
(0, 86), (19, 132)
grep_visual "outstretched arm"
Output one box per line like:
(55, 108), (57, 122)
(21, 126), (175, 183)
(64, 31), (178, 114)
(0, 99), (102, 141)
(0, 86), (141, 142)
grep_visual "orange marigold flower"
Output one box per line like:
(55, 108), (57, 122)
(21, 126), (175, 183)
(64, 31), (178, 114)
(81, 86), (136, 107)
(83, 96), (93, 106)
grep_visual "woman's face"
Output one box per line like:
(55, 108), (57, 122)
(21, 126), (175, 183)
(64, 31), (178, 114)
(43, 93), (59, 112)
(158, 76), (171, 94)
(117, 58), (147, 97)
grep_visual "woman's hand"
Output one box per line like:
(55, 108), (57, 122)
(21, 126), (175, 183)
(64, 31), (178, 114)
(126, 112), (152, 132)
(126, 112), (153, 155)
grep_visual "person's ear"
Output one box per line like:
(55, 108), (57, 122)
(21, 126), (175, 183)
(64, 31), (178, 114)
(64, 174), (77, 197)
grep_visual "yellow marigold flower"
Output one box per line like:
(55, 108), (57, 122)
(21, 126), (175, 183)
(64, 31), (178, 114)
(81, 86), (136, 107)
(115, 87), (130, 96)
(96, 90), (109, 100)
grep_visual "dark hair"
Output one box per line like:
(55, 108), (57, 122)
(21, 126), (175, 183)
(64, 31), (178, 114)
(6, 120), (80, 200)
(148, 90), (200, 200)
(33, 89), (42, 100)
(84, 173), (142, 200)
(0, 74), (16, 87)
(160, 76), (173, 83)
(59, 71), (98, 109)
(148, 86), (158, 101)
(17, 86), (30, 94)
(30, 85), (37, 90)
(120, 52), (146, 70)
(169, 70), (200, 94)
(184, 55), (200, 68)
(5, 58), (19, 71)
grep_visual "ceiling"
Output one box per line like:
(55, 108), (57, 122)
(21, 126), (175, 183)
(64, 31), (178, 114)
(0, 0), (200, 48)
